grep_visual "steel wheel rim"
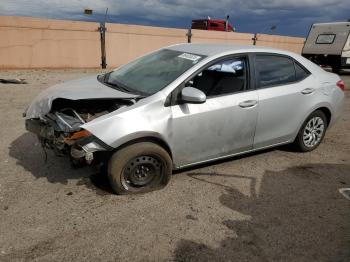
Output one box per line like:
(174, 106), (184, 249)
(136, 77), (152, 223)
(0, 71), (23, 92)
(303, 116), (325, 148)
(122, 155), (164, 190)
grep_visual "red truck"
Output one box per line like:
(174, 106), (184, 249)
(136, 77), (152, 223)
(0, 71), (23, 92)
(191, 17), (235, 32)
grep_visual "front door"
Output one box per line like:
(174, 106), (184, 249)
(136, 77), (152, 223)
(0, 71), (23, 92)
(170, 56), (259, 167)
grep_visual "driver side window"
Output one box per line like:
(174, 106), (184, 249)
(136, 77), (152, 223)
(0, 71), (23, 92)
(186, 57), (248, 97)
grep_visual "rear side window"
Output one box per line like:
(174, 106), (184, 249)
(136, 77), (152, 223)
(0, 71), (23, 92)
(256, 55), (296, 88)
(295, 62), (310, 81)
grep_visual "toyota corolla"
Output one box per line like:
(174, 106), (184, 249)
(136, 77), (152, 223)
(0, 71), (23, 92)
(24, 44), (345, 194)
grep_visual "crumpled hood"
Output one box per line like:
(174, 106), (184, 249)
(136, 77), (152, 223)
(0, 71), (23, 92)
(25, 74), (139, 119)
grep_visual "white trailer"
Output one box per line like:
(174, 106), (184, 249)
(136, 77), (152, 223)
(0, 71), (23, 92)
(302, 22), (350, 73)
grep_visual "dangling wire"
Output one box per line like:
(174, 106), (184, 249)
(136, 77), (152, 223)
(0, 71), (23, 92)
(40, 139), (48, 164)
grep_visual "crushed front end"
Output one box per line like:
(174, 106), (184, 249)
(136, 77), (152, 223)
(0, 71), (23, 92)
(25, 98), (134, 167)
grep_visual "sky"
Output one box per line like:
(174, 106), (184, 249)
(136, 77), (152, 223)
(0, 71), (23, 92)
(1, 0), (350, 37)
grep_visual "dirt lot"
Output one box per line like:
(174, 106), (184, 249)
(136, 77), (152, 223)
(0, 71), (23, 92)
(0, 69), (349, 262)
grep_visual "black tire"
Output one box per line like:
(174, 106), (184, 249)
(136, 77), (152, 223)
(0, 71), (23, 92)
(108, 142), (172, 195)
(293, 110), (328, 152)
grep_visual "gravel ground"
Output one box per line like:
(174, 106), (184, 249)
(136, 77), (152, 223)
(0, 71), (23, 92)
(0, 69), (349, 262)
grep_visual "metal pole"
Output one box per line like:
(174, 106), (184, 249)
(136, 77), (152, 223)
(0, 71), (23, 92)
(99, 23), (107, 69)
(252, 33), (257, 45)
(186, 28), (192, 43)
(99, 8), (108, 69)
(225, 15), (229, 32)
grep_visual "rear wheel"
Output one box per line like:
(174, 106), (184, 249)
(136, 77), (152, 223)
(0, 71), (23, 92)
(108, 142), (172, 194)
(294, 110), (327, 152)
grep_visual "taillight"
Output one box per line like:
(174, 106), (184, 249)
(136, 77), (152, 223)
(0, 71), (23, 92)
(336, 80), (345, 91)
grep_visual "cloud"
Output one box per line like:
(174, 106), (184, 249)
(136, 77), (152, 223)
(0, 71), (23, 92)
(0, 0), (349, 36)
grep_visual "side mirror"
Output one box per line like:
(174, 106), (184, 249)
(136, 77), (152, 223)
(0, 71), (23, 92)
(181, 87), (206, 104)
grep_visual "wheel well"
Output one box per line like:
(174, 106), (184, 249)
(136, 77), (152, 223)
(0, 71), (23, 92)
(113, 137), (173, 159)
(316, 107), (331, 126)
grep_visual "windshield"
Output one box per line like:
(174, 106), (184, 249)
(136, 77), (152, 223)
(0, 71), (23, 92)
(105, 49), (206, 95)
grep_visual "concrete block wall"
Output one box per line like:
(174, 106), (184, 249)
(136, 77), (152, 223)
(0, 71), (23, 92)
(0, 16), (101, 68)
(191, 29), (254, 45)
(0, 16), (306, 69)
(106, 23), (187, 68)
(255, 33), (305, 54)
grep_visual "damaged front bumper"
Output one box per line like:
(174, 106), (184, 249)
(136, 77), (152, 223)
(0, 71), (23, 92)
(25, 114), (112, 166)
(23, 74), (140, 166)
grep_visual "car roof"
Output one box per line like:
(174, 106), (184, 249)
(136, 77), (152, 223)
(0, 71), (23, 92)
(167, 43), (280, 57)
(166, 43), (326, 76)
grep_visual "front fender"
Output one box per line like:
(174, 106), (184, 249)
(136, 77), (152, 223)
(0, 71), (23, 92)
(81, 99), (173, 150)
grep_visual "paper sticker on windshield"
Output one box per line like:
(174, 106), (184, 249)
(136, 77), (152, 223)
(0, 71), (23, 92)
(178, 53), (202, 62)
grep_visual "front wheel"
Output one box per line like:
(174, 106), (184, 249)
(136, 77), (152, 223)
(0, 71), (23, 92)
(108, 142), (172, 194)
(293, 110), (328, 152)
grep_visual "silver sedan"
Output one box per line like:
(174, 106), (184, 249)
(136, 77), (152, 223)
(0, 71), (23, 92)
(25, 44), (346, 194)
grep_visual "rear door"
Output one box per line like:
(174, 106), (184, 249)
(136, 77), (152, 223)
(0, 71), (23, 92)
(252, 53), (314, 149)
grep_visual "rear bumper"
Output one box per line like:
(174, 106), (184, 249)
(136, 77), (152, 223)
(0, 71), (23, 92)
(329, 93), (345, 129)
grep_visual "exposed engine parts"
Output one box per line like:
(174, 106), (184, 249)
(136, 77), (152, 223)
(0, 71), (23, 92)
(26, 98), (135, 166)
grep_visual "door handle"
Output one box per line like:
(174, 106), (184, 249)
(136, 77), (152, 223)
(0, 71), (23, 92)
(239, 100), (258, 108)
(301, 88), (315, 95)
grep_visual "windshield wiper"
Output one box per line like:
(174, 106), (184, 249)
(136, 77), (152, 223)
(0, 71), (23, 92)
(105, 80), (132, 93)
(98, 72), (148, 97)
(100, 72), (133, 93)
